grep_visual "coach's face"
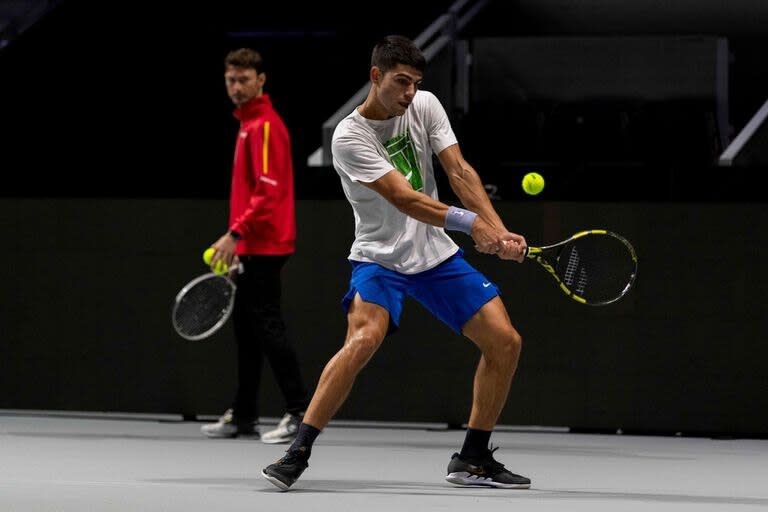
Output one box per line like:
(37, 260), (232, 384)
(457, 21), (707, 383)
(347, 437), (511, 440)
(373, 64), (422, 118)
(225, 65), (265, 107)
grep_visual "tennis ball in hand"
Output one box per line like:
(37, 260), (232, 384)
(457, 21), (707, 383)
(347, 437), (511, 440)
(202, 247), (215, 266)
(213, 260), (229, 275)
(522, 172), (545, 195)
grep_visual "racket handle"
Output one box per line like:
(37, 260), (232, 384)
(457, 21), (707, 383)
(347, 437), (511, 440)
(472, 241), (519, 254)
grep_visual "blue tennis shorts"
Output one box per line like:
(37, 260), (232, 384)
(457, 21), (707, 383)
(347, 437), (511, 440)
(341, 249), (500, 336)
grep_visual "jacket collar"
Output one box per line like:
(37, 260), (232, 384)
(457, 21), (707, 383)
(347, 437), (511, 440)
(234, 94), (272, 121)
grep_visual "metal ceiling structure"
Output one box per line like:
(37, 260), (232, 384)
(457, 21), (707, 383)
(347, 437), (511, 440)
(0, 0), (61, 50)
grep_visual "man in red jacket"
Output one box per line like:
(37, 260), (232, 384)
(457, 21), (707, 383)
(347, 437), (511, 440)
(202, 48), (309, 444)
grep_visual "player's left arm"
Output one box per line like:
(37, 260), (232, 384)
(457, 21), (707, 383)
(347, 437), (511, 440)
(437, 143), (526, 260)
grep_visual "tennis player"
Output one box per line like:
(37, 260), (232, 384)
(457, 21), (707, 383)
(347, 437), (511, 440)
(263, 35), (530, 490)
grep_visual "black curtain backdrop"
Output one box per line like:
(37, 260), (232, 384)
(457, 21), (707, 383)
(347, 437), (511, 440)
(1, 198), (766, 436)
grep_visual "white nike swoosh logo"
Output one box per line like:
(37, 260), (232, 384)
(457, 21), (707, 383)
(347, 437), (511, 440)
(483, 282), (491, 288)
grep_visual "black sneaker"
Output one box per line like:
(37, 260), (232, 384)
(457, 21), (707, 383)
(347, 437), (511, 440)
(262, 446), (310, 491)
(200, 409), (259, 439)
(445, 446), (531, 489)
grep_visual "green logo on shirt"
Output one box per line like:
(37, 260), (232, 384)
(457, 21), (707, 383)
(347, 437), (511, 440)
(386, 131), (423, 191)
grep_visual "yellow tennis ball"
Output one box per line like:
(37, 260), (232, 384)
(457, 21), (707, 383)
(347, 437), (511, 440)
(213, 260), (229, 275)
(522, 172), (545, 195)
(202, 247), (215, 266)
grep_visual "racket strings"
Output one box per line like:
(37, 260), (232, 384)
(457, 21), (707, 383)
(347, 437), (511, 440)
(562, 247), (588, 295)
(173, 277), (235, 338)
(557, 236), (636, 304)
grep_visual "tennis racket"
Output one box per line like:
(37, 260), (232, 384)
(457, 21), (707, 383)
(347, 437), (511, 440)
(171, 265), (242, 340)
(524, 229), (637, 306)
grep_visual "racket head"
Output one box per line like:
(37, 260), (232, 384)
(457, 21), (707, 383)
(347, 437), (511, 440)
(529, 230), (638, 306)
(171, 272), (237, 340)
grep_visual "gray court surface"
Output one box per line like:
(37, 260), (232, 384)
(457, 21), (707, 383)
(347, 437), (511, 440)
(1, 411), (766, 512)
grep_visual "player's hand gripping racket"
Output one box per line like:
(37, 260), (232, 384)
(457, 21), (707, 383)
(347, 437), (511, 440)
(171, 264), (243, 340)
(525, 229), (637, 305)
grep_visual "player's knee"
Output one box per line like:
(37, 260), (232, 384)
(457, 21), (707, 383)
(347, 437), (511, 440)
(495, 329), (522, 365)
(344, 330), (384, 366)
(510, 330), (523, 358)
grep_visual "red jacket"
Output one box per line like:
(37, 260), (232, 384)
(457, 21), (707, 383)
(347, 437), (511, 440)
(229, 94), (296, 255)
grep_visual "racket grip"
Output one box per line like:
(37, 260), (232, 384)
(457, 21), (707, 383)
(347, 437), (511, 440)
(219, 263), (244, 276)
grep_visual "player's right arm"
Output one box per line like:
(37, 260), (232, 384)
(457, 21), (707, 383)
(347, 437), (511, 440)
(363, 170), (502, 254)
(333, 126), (517, 257)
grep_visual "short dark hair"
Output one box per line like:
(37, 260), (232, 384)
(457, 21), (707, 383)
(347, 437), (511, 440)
(225, 48), (264, 74)
(371, 35), (425, 74)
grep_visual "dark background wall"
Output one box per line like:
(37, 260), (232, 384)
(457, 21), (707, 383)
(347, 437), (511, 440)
(1, 198), (767, 436)
(1, 0), (768, 198)
(0, 0), (454, 198)
(2, 1), (768, 435)
(464, 0), (768, 134)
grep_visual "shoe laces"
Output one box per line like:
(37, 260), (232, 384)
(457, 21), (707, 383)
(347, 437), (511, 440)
(279, 446), (309, 464)
(483, 445), (508, 474)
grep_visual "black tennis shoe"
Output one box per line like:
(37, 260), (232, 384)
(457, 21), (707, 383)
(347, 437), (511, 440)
(262, 446), (310, 491)
(445, 446), (531, 489)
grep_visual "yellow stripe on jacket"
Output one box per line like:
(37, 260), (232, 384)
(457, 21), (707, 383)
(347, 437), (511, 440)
(262, 121), (271, 174)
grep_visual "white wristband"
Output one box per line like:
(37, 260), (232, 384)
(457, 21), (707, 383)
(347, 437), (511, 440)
(444, 206), (477, 234)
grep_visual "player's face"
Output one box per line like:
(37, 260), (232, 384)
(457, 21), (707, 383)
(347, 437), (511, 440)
(225, 66), (265, 106)
(375, 64), (423, 117)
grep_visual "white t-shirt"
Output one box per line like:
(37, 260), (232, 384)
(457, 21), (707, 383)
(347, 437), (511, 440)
(332, 90), (459, 274)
